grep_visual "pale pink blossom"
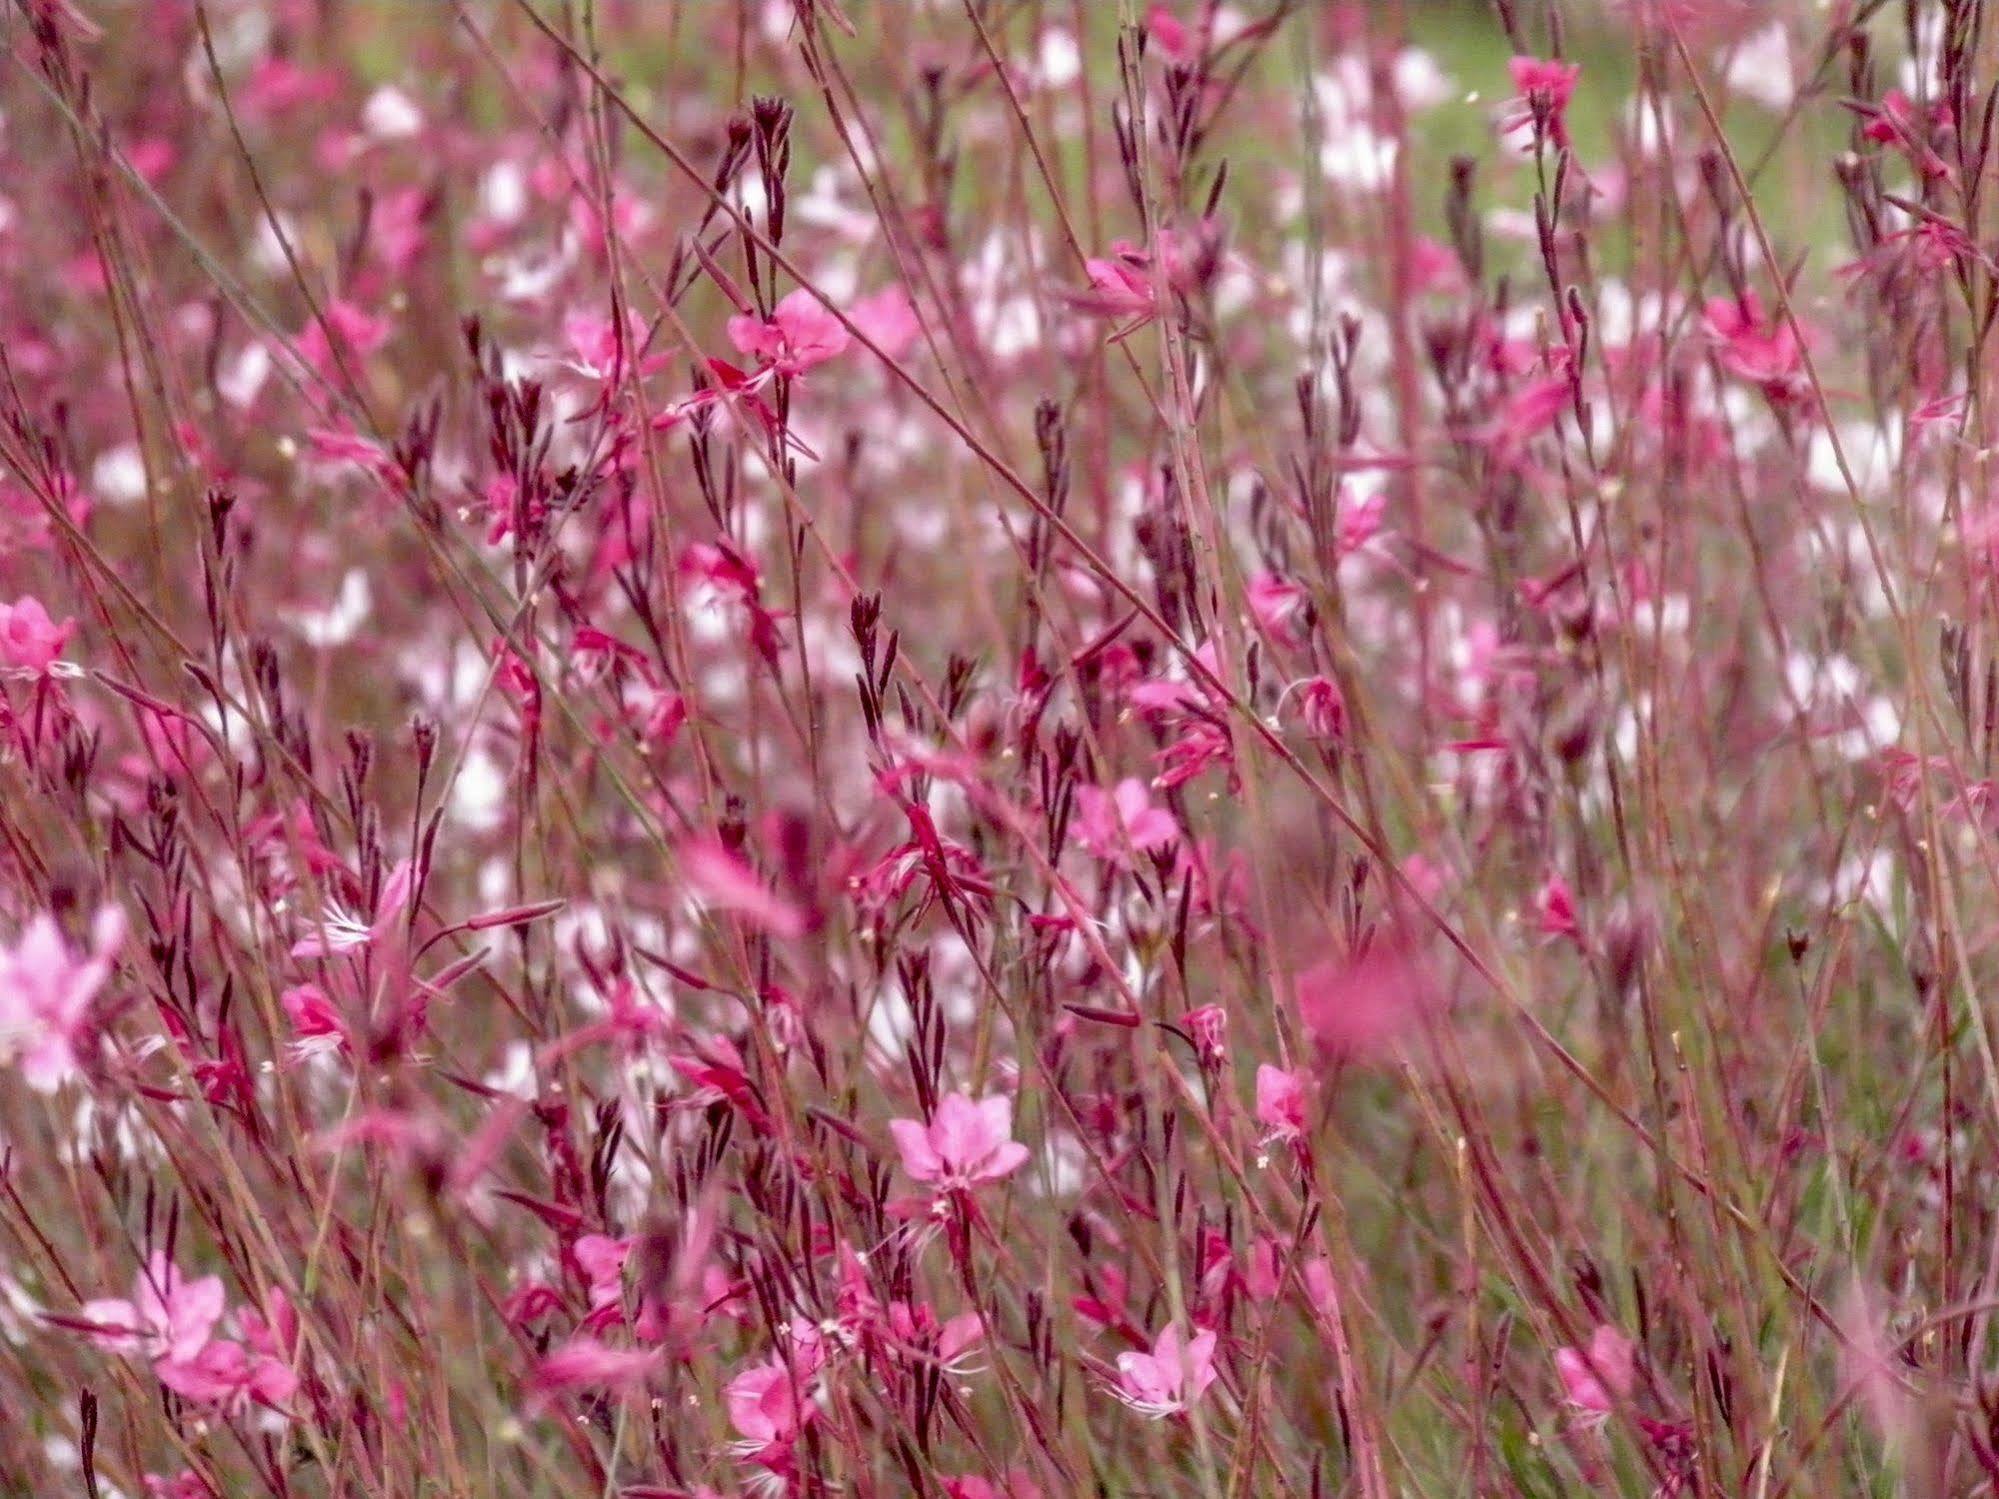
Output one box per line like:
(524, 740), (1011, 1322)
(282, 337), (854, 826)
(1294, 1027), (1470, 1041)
(1554, 1324), (1636, 1415)
(1293, 942), (1436, 1061)
(154, 1334), (298, 1411)
(850, 285), (921, 359)
(573, 1233), (631, 1310)
(1247, 573), (1310, 650)
(680, 836), (806, 938)
(296, 297), (390, 378)
(531, 1335), (660, 1395)
(1110, 1321), (1219, 1419)
(1704, 291), (1806, 396)
(726, 1349), (819, 1459)
(1253, 1064), (1307, 1144)
(727, 288), (850, 375)
(291, 858), (413, 958)
(1184, 1004), (1228, 1067)
(0, 906), (122, 1091)
(79, 1255), (225, 1366)
(0, 596), (74, 673)
(889, 1091), (1030, 1194)
(1073, 778), (1179, 864)
(77, 1258), (294, 1413)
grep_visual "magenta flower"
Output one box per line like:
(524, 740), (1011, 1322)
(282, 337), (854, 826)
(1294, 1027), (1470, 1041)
(280, 982), (349, 1061)
(1288, 674), (1348, 745)
(1078, 253), (1158, 320)
(1293, 942), (1436, 1062)
(680, 835), (806, 938)
(531, 1335), (660, 1396)
(1535, 872), (1583, 948)
(889, 1091), (1031, 1194)
(0, 595), (75, 674)
(727, 288), (850, 376)
(290, 857), (413, 958)
(296, 297), (390, 378)
(79, 1255), (225, 1366)
(1554, 1324), (1636, 1416)
(1703, 292), (1805, 396)
(154, 1335), (299, 1411)
(1247, 572), (1310, 650)
(849, 284), (921, 359)
(1073, 778), (1179, 865)
(1505, 56), (1582, 149)
(1110, 1321), (1219, 1419)
(725, 1336), (822, 1463)
(1183, 1004), (1228, 1067)
(78, 1256), (295, 1415)
(1253, 1064), (1307, 1145)
(572, 1232), (631, 1319)
(0, 906), (122, 1091)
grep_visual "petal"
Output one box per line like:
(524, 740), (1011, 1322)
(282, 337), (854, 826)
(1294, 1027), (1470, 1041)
(929, 1093), (981, 1169)
(974, 1093), (1014, 1147)
(978, 1141), (1030, 1182)
(889, 1118), (942, 1181)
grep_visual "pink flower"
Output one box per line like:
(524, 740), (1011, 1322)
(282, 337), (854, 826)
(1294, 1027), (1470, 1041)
(1505, 57), (1583, 149)
(77, 1267), (296, 1414)
(1858, 90), (1952, 177)
(1293, 942), (1437, 1062)
(0, 906), (122, 1091)
(1253, 1065), (1307, 1145)
(280, 982), (349, 1061)
(889, 1091), (1031, 1194)
(1145, 3), (1194, 63)
(1110, 1321), (1219, 1419)
(239, 1287), (298, 1368)
(1535, 873), (1583, 948)
(558, 309), (665, 386)
(850, 285), (921, 360)
(1078, 254), (1158, 320)
(727, 288), (850, 376)
(680, 835), (806, 938)
(725, 1354), (816, 1457)
(297, 297), (390, 378)
(79, 1255), (224, 1367)
(0, 596), (75, 673)
(155, 1335), (298, 1411)
(1289, 675), (1348, 745)
(1184, 1004), (1228, 1067)
(1486, 372), (1573, 463)
(1554, 1324), (1636, 1415)
(531, 1335), (660, 1395)
(1247, 573), (1310, 650)
(572, 1233), (631, 1310)
(1073, 778), (1179, 864)
(291, 857), (413, 958)
(1703, 292), (1805, 396)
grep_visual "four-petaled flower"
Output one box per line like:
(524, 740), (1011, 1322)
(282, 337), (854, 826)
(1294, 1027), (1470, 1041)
(0, 595), (75, 674)
(1073, 778), (1180, 866)
(1253, 1064), (1307, 1146)
(0, 906), (122, 1091)
(1111, 1321), (1219, 1419)
(727, 288), (851, 377)
(1505, 57), (1582, 149)
(1555, 1323), (1636, 1417)
(890, 1092), (1031, 1195)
